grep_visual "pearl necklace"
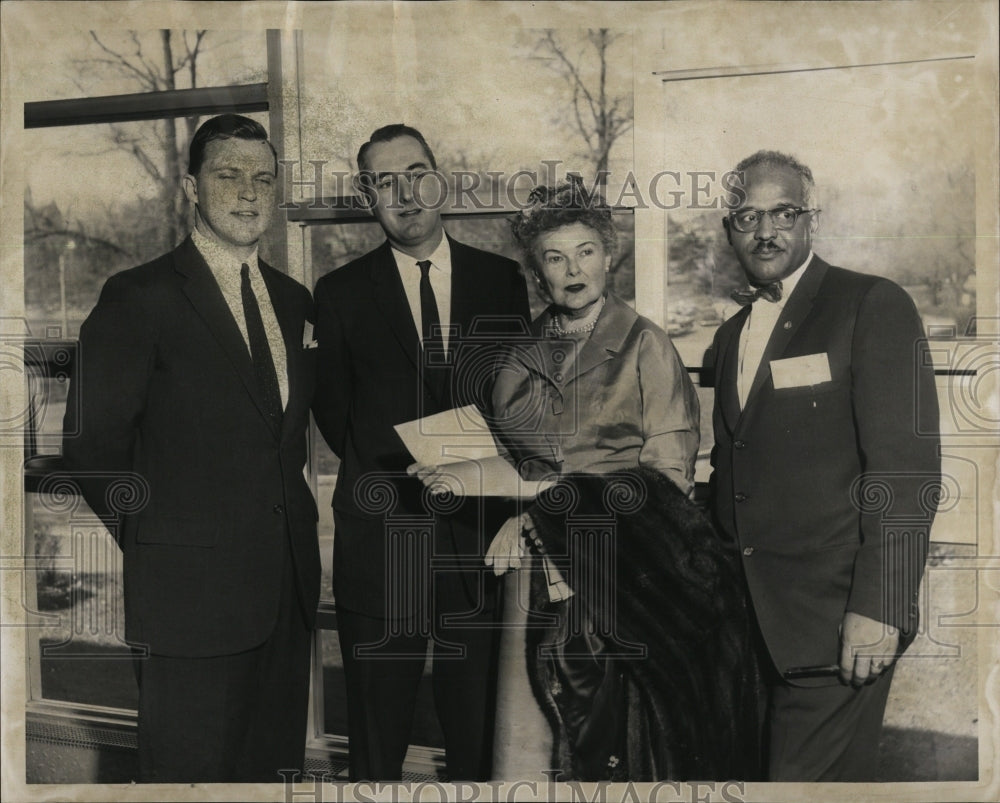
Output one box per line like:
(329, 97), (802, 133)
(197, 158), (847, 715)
(553, 296), (606, 336)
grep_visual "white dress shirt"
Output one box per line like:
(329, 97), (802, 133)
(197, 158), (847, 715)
(192, 229), (289, 408)
(737, 251), (813, 409)
(391, 237), (453, 352)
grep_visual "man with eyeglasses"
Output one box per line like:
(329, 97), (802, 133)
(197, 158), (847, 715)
(707, 150), (940, 780)
(312, 124), (530, 780)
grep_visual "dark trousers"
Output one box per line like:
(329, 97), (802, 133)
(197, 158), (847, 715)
(134, 551), (312, 783)
(765, 665), (895, 781)
(337, 593), (499, 781)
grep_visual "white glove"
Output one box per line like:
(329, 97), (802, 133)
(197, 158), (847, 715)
(485, 512), (532, 575)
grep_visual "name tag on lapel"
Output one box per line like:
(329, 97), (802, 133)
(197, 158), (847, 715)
(770, 352), (831, 389)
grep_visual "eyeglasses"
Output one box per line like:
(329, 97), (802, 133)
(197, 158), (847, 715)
(727, 206), (818, 233)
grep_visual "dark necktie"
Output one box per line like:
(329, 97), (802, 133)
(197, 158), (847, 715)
(241, 263), (283, 423)
(417, 259), (450, 402)
(731, 281), (783, 306)
(417, 260), (441, 349)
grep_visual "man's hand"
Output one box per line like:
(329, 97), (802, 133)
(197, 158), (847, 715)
(407, 456), (540, 498)
(839, 611), (899, 686)
(406, 461), (481, 496)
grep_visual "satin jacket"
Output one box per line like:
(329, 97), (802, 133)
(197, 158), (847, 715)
(491, 293), (700, 495)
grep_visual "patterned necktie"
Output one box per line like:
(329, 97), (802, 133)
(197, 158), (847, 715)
(241, 263), (283, 423)
(731, 281), (783, 306)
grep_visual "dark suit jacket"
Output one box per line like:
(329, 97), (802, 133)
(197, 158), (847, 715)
(313, 236), (530, 618)
(708, 256), (940, 680)
(63, 237), (320, 658)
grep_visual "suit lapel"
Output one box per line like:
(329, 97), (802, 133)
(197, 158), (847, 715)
(448, 237), (477, 340)
(717, 308), (749, 433)
(174, 238), (279, 438)
(743, 256), (830, 410)
(369, 241), (422, 373)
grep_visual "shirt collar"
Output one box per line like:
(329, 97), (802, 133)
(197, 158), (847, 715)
(191, 228), (259, 274)
(776, 250), (813, 304)
(391, 236), (452, 277)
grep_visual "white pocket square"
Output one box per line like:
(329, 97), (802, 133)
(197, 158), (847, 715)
(303, 322), (317, 349)
(771, 352), (831, 389)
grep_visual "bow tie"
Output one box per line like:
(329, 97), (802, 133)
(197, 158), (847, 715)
(731, 281), (783, 306)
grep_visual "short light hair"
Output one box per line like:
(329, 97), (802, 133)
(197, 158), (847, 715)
(188, 114), (275, 176)
(510, 176), (617, 282)
(731, 150), (816, 209)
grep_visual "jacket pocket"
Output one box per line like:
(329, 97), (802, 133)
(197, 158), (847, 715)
(771, 377), (846, 399)
(135, 516), (219, 548)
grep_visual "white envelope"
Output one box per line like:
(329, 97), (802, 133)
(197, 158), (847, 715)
(394, 406), (543, 497)
(770, 352), (832, 389)
(394, 405), (499, 466)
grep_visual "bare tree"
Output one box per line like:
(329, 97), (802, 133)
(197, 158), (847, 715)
(23, 31), (224, 331)
(77, 30), (208, 250)
(532, 29), (633, 183)
(524, 29), (636, 301)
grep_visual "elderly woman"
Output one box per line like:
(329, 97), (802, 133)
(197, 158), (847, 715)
(491, 181), (698, 492)
(413, 180), (759, 781)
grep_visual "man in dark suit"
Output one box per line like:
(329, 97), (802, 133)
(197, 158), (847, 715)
(708, 150), (940, 780)
(312, 124), (530, 780)
(62, 115), (320, 783)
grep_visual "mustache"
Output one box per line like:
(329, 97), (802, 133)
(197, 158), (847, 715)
(753, 242), (784, 254)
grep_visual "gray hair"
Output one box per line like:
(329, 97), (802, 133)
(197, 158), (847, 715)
(732, 150), (816, 209)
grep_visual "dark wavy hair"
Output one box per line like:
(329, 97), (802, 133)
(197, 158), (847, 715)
(356, 124), (437, 174)
(187, 114), (276, 176)
(510, 177), (617, 280)
(354, 124), (438, 208)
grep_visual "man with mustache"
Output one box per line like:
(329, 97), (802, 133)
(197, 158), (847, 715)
(312, 124), (530, 780)
(707, 150), (940, 780)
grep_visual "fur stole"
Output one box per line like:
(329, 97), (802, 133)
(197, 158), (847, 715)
(524, 465), (762, 781)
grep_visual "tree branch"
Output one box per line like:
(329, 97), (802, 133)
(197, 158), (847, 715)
(130, 30), (164, 87)
(542, 30), (600, 126)
(89, 31), (157, 90)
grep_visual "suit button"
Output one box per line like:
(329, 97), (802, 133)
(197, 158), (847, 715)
(554, 372), (563, 383)
(734, 440), (746, 449)
(735, 492), (748, 503)
(272, 504), (284, 515)
(743, 546), (754, 556)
